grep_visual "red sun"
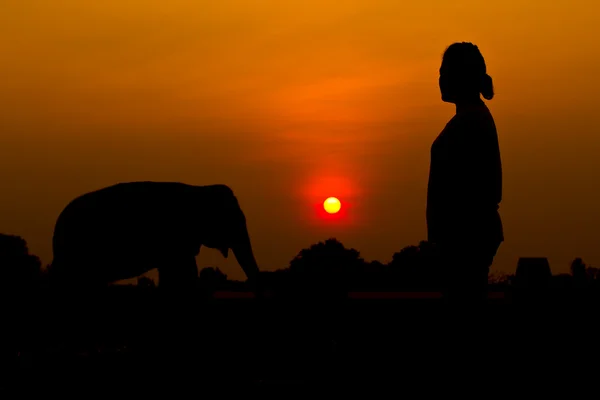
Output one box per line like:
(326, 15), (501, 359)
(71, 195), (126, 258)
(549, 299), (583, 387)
(323, 197), (341, 214)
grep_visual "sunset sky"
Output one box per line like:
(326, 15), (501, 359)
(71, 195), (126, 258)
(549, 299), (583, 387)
(1, 1), (599, 282)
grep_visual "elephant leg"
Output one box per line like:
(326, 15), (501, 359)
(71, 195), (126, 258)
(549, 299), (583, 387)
(157, 256), (198, 291)
(156, 256), (198, 351)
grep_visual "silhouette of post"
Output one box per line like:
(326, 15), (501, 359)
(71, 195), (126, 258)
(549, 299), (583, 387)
(515, 257), (551, 291)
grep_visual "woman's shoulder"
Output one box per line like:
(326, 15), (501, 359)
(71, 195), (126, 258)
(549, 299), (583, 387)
(440, 114), (461, 133)
(433, 116), (458, 145)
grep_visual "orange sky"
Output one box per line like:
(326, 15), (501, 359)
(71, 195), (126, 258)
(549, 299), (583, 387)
(1, 0), (600, 281)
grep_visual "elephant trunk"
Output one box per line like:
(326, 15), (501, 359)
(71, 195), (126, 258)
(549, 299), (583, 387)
(231, 223), (260, 282)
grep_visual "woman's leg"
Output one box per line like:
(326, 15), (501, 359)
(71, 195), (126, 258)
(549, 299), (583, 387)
(440, 240), (501, 303)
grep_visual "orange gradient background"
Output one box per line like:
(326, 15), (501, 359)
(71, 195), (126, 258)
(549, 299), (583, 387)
(1, 1), (599, 281)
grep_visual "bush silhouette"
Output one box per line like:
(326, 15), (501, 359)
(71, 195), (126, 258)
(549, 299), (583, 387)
(288, 238), (365, 295)
(0, 233), (42, 290)
(388, 240), (439, 290)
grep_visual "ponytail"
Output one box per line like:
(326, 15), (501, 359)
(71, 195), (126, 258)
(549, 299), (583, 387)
(481, 73), (494, 100)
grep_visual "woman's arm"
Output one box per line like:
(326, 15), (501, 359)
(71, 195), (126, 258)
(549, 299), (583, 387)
(451, 116), (501, 212)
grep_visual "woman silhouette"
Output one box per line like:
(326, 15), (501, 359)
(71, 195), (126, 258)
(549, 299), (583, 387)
(427, 42), (503, 301)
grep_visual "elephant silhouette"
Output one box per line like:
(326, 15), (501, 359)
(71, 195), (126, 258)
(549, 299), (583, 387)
(49, 182), (260, 289)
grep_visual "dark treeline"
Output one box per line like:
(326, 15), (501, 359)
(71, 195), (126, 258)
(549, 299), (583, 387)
(2, 233), (599, 296)
(5, 232), (599, 378)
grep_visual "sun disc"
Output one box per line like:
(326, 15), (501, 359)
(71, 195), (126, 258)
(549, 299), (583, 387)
(324, 197), (341, 214)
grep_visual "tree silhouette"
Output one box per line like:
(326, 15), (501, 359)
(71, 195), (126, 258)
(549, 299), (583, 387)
(571, 257), (586, 277)
(0, 233), (42, 290)
(488, 272), (513, 286)
(356, 260), (387, 291)
(257, 269), (294, 296)
(586, 266), (600, 282)
(288, 238), (365, 295)
(388, 240), (439, 290)
(568, 258), (600, 290)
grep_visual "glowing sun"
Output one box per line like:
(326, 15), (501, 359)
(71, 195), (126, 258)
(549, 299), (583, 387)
(323, 197), (341, 214)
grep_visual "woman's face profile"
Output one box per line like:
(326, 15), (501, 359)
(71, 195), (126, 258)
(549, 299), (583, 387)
(439, 64), (455, 103)
(439, 59), (478, 104)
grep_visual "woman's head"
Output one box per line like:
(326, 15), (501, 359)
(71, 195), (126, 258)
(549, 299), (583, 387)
(439, 42), (494, 103)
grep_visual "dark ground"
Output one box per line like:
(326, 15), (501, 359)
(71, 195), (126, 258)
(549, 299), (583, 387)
(5, 287), (600, 391)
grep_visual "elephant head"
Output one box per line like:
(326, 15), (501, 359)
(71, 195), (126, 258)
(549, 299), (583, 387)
(196, 185), (260, 282)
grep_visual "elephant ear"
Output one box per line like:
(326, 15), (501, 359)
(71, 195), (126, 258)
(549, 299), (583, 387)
(227, 194), (246, 224)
